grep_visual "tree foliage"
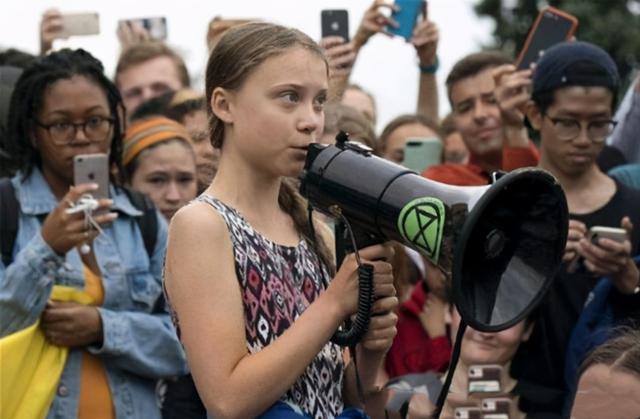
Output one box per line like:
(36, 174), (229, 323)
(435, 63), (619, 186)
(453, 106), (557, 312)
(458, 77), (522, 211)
(475, 0), (640, 87)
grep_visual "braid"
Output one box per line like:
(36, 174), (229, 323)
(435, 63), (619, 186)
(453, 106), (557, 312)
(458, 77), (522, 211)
(4, 49), (125, 182)
(278, 178), (335, 276)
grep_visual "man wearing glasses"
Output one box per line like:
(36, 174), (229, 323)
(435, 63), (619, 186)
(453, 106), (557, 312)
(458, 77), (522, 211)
(513, 42), (640, 417)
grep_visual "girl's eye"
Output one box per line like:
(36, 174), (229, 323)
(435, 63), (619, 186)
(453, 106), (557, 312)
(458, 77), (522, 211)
(314, 95), (327, 110)
(149, 177), (167, 185)
(178, 176), (195, 184)
(281, 92), (299, 103)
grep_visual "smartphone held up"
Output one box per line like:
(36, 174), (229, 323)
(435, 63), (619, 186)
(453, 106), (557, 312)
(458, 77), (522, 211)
(321, 9), (349, 41)
(388, 0), (424, 41)
(516, 6), (578, 70)
(59, 13), (100, 38)
(73, 153), (110, 215)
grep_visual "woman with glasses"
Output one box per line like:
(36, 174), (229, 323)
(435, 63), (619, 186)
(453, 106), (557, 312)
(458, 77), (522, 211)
(0, 49), (186, 419)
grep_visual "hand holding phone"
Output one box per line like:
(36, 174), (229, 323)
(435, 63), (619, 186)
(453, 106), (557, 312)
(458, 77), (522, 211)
(588, 226), (627, 245)
(321, 10), (349, 41)
(388, 0), (424, 41)
(516, 6), (578, 70)
(118, 17), (167, 43)
(411, 1), (438, 66)
(40, 9), (65, 54)
(74, 154), (110, 205)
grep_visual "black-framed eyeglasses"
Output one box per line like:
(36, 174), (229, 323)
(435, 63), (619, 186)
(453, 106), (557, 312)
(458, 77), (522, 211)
(543, 114), (617, 144)
(35, 116), (115, 145)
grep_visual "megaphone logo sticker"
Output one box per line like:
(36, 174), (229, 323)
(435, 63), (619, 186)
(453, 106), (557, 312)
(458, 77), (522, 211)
(397, 197), (445, 263)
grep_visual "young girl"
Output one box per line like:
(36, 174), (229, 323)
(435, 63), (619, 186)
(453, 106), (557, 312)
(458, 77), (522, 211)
(123, 116), (197, 221)
(164, 23), (398, 418)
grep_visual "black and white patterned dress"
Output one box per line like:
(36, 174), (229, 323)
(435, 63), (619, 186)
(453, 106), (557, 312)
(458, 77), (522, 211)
(199, 195), (344, 418)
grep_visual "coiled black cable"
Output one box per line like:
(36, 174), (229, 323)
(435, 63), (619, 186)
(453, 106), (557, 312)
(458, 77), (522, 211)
(330, 263), (375, 346)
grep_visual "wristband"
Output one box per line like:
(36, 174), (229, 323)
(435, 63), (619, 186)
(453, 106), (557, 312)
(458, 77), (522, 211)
(419, 56), (439, 74)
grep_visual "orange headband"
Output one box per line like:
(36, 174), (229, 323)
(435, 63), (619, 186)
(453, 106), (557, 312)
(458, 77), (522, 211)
(123, 117), (192, 166)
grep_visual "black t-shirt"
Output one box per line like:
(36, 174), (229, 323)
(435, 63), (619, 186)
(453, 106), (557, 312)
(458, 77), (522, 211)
(514, 180), (640, 416)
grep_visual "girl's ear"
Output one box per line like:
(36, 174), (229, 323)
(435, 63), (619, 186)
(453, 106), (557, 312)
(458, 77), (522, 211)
(522, 321), (535, 343)
(210, 87), (234, 124)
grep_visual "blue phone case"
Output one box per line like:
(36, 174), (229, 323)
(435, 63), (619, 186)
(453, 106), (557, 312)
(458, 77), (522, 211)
(388, 0), (423, 41)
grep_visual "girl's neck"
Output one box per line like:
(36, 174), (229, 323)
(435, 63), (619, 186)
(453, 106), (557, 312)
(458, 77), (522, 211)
(207, 149), (284, 225)
(41, 165), (72, 200)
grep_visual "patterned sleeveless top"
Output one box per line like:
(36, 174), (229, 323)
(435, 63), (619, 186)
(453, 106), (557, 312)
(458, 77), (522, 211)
(198, 195), (344, 418)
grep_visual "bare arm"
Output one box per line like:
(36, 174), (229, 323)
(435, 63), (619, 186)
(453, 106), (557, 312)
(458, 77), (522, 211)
(320, 37), (357, 103)
(413, 6), (439, 121)
(165, 203), (393, 418)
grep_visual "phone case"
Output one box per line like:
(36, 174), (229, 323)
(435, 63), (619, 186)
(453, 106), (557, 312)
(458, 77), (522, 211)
(61, 13), (100, 38)
(73, 154), (110, 202)
(454, 407), (482, 419)
(321, 10), (349, 41)
(588, 226), (627, 244)
(481, 397), (511, 414)
(121, 17), (168, 41)
(389, 0), (423, 41)
(402, 137), (442, 174)
(516, 6), (578, 70)
(468, 365), (502, 393)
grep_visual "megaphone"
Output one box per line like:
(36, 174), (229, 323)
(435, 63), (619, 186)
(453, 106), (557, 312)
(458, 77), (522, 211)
(300, 133), (568, 345)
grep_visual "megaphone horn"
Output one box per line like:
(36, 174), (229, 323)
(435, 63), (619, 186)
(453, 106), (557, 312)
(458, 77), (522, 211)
(300, 132), (568, 342)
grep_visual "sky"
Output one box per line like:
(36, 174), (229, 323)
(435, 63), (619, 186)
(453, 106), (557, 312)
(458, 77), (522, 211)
(0, 0), (495, 132)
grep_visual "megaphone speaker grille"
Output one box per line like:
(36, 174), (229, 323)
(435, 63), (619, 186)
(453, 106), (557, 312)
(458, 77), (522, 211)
(453, 169), (568, 332)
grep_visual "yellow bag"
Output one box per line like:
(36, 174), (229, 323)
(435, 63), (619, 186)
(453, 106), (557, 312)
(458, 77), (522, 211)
(0, 286), (93, 419)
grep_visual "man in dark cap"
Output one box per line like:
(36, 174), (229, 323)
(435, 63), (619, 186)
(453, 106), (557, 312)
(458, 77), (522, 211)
(513, 41), (640, 417)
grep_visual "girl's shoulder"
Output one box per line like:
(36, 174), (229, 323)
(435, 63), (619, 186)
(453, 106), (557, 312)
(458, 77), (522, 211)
(169, 198), (231, 247)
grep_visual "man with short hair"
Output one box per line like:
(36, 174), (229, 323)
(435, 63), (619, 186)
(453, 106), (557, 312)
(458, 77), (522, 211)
(515, 41), (640, 417)
(115, 41), (190, 116)
(424, 51), (538, 185)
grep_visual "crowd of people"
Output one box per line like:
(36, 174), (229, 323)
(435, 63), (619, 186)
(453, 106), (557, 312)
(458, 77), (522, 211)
(0, 2), (639, 419)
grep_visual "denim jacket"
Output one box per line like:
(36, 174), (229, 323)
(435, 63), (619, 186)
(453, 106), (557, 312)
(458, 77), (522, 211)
(0, 168), (188, 419)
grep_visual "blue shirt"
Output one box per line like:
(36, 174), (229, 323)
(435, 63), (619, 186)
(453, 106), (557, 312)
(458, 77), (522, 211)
(0, 167), (187, 419)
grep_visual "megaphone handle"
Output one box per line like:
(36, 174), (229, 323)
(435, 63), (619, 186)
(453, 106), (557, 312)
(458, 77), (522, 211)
(433, 318), (467, 418)
(330, 263), (375, 346)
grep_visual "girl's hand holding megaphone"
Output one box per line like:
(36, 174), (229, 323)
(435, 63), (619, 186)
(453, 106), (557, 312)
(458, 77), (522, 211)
(326, 243), (397, 324)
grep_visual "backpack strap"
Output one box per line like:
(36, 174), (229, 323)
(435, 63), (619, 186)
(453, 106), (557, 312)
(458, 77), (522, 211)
(0, 178), (19, 267)
(122, 188), (158, 260)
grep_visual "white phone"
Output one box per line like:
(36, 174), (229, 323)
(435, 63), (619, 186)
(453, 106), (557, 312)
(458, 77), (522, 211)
(60, 13), (100, 38)
(588, 226), (627, 244)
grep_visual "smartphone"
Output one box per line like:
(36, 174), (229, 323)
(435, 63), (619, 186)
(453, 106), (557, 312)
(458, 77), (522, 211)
(60, 13), (100, 38)
(481, 397), (511, 419)
(402, 137), (443, 174)
(321, 10), (349, 41)
(454, 407), (482, 419)
(468, 365), (502, 394)
(120, 17), (168, 41)
(388, 0), (424, 41)
(516, 6), (578, 70)
(588, 226), (627, 244)
(73, 154), (110, 209)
